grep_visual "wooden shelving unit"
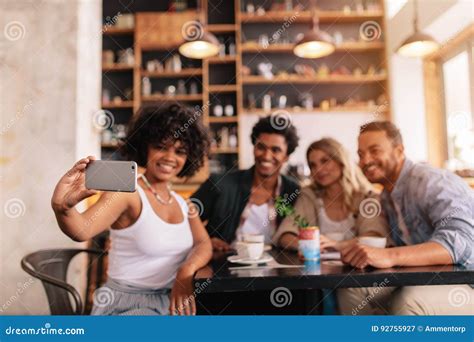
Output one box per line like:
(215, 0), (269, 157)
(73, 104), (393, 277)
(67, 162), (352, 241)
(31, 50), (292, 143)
(241, 41), (385, 53)
(208, 84), (239, 92)
(99, 0), (391, 181)
(242, 75), (386, 85)
(141, 94), (203, 102)
(207, 55), (237, 64)
(238, 10), (384, 23)
(141, 68), (203, 78)
(102, 64), (134, 72)
(101, 101), (134, 109)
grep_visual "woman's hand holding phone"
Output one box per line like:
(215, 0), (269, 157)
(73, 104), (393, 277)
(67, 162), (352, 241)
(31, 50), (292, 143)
(51, 156), (98, 213)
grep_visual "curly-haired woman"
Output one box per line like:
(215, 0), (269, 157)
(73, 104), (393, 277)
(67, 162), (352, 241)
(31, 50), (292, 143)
(51, 104), (212, 316)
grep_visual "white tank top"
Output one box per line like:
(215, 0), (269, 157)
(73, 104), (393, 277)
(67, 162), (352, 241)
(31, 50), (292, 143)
(316, 198), (356, 240)
(107, 186), (193, 289)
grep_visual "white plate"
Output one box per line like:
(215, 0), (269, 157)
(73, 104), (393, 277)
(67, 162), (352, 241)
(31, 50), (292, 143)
(227, 253), (273, 265)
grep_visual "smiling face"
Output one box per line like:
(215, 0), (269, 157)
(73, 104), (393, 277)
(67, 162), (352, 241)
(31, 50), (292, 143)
(146, 140), (187, 182)
(358, 130), (404, 186)
(253, 133), (289, 178)
(308, 149), (343, 188)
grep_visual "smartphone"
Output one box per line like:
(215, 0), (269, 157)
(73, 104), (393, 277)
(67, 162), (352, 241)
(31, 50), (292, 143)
(86, 160), (137, 192)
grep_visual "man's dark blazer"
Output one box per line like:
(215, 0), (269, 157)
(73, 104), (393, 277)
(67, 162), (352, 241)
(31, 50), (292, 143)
(191, 166), (300, 243)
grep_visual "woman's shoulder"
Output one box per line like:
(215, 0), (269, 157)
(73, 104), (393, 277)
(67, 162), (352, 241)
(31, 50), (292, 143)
(298, 185), (323, 204)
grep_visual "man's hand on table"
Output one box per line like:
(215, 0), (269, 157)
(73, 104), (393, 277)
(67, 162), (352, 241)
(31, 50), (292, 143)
(340, 243), (395, 269)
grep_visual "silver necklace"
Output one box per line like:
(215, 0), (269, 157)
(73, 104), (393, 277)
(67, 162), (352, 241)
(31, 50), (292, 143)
(139, 174), (173, 205)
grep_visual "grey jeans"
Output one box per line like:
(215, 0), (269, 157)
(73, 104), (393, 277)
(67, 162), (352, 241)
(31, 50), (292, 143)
(91, 278), (171, 315)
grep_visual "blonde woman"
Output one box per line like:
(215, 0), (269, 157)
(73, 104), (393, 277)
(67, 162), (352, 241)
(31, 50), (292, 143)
(274, 138), (389, 251)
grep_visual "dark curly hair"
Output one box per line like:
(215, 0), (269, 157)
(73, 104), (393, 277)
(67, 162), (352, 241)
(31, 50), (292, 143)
(122, 104), (210, 178)
(250, 115), (299, 155)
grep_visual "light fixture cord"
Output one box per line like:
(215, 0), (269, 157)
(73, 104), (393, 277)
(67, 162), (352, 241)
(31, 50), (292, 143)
(413, 0), (419, 31)
(310, 0), (319, 30)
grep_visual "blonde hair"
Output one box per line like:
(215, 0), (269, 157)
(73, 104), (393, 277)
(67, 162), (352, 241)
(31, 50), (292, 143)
(306, 138), (373, 212)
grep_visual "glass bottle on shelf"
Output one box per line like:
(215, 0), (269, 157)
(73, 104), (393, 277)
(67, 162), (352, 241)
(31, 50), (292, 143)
(220, 127), (229, 148)
(213, 104), (224, 117)
(228, 38), (236, 56)
(142, 77), (152, 96)
(224, 103), (234, 116)
(177, 80), (187, 95)
(219, 38), (226, 57)
(228, 127), (238, 148)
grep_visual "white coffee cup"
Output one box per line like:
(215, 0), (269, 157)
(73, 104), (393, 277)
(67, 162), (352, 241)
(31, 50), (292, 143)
(242, 233), (265, 243)
(358, 237), (387, 248)
(235, 241), (264, 260)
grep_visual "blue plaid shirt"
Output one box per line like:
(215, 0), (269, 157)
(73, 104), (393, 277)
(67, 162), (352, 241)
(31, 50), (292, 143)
(381, 159), (474, 266)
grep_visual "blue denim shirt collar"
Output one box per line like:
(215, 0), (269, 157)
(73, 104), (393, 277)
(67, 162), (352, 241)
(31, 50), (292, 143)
(382, 158), (413, 201)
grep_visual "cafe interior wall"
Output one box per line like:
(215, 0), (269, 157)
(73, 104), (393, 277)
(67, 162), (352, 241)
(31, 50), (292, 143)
(0, 0), (101, 314)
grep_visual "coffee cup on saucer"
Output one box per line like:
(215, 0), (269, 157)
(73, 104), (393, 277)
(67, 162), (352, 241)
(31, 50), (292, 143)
(235, 241), (264, 260)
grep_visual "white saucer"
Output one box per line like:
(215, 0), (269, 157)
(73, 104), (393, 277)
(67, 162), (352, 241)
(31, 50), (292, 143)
(227, 253), (273, 265)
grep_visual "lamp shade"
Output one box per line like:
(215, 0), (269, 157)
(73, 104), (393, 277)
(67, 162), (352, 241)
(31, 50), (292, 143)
(179, 31), (220, 59)
(293, 29), (335, 58)
(397, 31), (439, 57)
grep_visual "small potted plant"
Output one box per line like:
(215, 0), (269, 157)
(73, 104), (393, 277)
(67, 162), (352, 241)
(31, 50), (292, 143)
(275, 196), (320, 261)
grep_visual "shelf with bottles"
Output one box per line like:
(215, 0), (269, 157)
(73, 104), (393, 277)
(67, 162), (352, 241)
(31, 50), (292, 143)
(102, 12), (135, 35)
(141, 94), (204, 102)
(240, 62), (386, 84)
(209, 92), (238, 119)
(243, 90), (389, 116)
(210, 123), (239, 153)
(141, 52), (202, 75)
(239, 0), (383, 23)
(141, 77), (202, 100)
(102, 73), (134, 108)
(141, 69), (203, 78)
